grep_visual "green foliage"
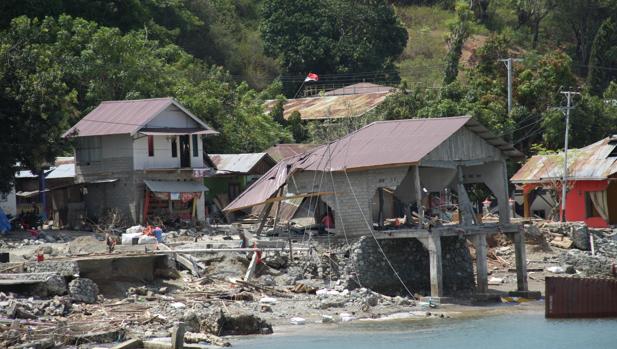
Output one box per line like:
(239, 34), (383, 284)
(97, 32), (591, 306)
(261, 0), (408, 94)
(588, 18), (617, 96)
(0, 15), (291, 191)
(287, 111), (308, 142)
(443, 1), (473, 84)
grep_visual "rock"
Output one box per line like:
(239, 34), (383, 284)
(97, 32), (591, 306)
(550, 237), (573, 249)
(182, 311), (201, 333)
(6, 302), (37, 319)
(264, 253), (288, 269)
(565, 265), (577, 274)
(568, 224), (591, 251)
(321, 315), (334, 323)
(68, 278), (99, 304)
(158, 287), (168, 294)
(201, 311), (273, 336)
(45, 275), (68, 296)
(319, 296), (347, 309)
(290, 317), (306, 325)
(365, 294), (379, 307)
(261, 275), (276, 286)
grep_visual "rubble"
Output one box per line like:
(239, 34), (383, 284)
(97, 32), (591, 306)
(68, 278), (99, 304)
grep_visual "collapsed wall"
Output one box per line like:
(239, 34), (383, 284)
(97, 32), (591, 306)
(350, 236), (474, 296)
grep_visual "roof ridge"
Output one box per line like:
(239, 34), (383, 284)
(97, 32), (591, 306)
(99, 97), (174, 104)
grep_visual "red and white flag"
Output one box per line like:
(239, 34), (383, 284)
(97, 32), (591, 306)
(304, 72), (319, 82)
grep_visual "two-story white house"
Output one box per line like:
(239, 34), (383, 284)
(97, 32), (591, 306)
(63, 98), (218, 224)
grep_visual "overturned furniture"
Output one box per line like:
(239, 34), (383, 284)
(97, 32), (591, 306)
(225, 116), (528, 297)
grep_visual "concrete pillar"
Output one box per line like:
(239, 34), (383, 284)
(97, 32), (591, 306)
(514, 228), (528, 291)
(414, 165), (423, 225)
(473, 234), (488, 293)
(427, 234), (443, 298)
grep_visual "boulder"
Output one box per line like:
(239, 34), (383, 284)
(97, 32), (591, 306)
(201, 311), (273, 336)
(68, 278), (99, 304)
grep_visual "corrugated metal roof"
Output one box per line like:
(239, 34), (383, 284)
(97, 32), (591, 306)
(263, 92), (390, 121)
(63, 98), (216, 137)
(323, 83), (395, 96)
(511, 137), (617, 183)
(225, 116), (522, 212)
(144, 180), (208, 193)
(46, 163), (75, 179)
(265, 144), (321, 162)
(208, 153), (274, 174)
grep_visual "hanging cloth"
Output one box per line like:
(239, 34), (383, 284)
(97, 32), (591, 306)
(589, 190), (609, 222)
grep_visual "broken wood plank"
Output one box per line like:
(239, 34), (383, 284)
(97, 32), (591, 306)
(244, 252), (258, 282)
(158, 243), (201, 277)
(171, 323), (186, 349)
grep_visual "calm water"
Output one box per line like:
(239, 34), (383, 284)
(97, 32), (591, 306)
(234, 312), (617, 349)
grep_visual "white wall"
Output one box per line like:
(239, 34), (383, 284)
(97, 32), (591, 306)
(145, 105), (199, 128)
(0, 188), (16, 216)
(133, 135), (204, 170)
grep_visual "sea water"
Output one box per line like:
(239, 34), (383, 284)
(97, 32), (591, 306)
(234, 312), (617, 349)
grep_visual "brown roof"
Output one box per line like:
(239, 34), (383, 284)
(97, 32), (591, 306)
(263, 92), (390, 121)
(324, 83), (395, 96)
(265, 144), (320, 162)
(511, 137), (617, 183)
(224, 116), (523, 212)
(63, 98), (216, 137)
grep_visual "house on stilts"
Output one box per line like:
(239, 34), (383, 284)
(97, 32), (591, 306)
(224, 116), (530, 298)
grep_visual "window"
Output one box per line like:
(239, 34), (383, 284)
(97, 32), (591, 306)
(192, 135), (199, 157)
(147, 136), (154, 157)
(585, 192), (600, 218)
(171, 137), (178, 158)
(76, 136), (102, 164)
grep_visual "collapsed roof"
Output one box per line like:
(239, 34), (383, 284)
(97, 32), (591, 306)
(224, 116), (523, 212)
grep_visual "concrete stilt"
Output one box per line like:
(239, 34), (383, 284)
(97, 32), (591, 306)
(473, 234), (488, 293)
(427, 234), (443, 298)
(514, 229), (528, 291)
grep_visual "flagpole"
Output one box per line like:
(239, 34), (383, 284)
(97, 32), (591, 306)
(293, 80), (306, 99)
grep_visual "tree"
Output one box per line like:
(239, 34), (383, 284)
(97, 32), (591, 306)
(588, 18), (617, 96)
(512, 0), (555, 48)
(287, 111), (308, 142)
(261, 0), (407, 95)
(443, 1), (472, 84)
(0, 15), (292, 191)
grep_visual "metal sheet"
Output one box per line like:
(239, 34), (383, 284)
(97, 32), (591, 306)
(265, 144), (321, 162)
(144, 180), (208, 193)
(63, 98), (216, 138)
(224, 116), (522, 212)
(263, 92), (390, 120)
(512, 138), (617, 183)
(139, 128), (217, 136)
(546, 277), (617, 318)
(209, 153), (274, 174)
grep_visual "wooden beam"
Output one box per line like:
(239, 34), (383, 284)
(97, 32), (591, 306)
(473, 234), (488, 293)
(414, 165), (424, 225)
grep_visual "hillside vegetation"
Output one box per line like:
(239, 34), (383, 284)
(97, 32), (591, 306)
(2, 0), (617, 190)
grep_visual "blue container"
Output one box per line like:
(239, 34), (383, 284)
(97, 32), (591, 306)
(153, 228), (163, 242)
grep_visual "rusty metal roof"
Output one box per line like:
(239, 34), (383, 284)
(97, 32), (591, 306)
(265, 143), (321, 162)
(323, 83), (395, 96)
(225, 116), (522, 212)
(511, 137), (617, 183)
(263, 91), (390, 121)
(209, 153), (275, 175)
(63, 98), (217, 138)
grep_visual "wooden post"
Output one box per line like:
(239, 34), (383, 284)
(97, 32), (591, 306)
(171, 322), (185, 349)
(272, 187), (284, 229)
(143, 191), (151, 225)
(191, 197), (197, 219)
(255, 202), (274, 236)
(473, 234), (488, 293)
(378, 187), (384, 228)
(427, 234), (443, 298)
(523, 190), (530, 218)
(244, 252), (258, 281)
(514, 228), (528, 291)
(414, 165), (424, 226)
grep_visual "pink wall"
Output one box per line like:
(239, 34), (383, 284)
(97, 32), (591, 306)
(564, 180), (609, 228)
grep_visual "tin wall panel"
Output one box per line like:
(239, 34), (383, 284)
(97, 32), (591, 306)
(546, 277), (617, 318)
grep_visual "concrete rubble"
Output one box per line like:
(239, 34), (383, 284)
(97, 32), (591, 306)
(1, 220), (615, 347)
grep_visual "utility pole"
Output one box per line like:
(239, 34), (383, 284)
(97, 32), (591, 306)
(499, 58), (522, 115)
(557, 91), (580, 223)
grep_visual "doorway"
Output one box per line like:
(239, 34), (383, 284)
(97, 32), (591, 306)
(179, 135), (191, 168)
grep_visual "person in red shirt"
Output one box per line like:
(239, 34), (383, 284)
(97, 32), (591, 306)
(321, 210), (334, 229)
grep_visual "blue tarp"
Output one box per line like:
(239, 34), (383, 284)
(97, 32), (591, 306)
(0, 208), (10, 234)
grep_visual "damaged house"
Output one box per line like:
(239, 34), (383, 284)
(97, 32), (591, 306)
(63, 98), (218, 224)
(512, 136), (617, 228)
(224, 116), (529, 297)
